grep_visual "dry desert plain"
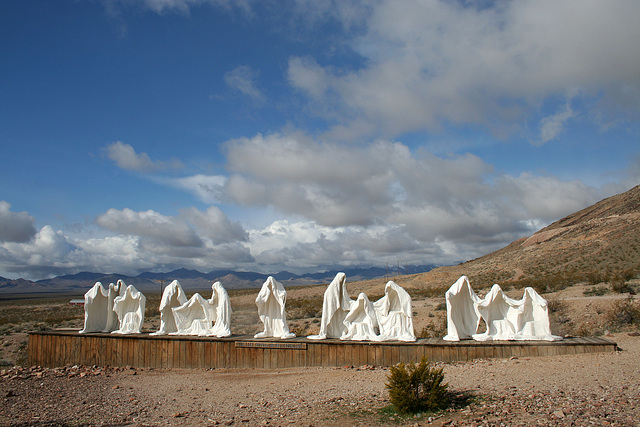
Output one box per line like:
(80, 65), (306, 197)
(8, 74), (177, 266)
(1, 280), (639, 426)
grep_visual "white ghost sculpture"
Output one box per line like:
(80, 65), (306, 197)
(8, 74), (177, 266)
(341, 292), (380, 341)
(508, 287), (559, 340)
(374, 281), (416, 342)
(172, 293), (215, 336)
(444, 276), (561, 342)
(472, 284), (516, 341)
(443, 276), (482, 341)
(474, 286), (560, 341)
(308, 272), (353, 340)
(208, 281), (233, 338)
(80, 280), (125, 334)
(254, 276), (295, 339)
(112, 284), (146, 334)
(151, 280), (188, 336)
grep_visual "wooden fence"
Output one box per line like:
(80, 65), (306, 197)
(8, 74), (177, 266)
(28, 331), (617, 369)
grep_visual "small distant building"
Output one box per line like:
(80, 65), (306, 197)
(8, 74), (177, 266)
(69, 299), (85, 306)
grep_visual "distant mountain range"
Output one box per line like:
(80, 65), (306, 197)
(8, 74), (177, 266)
(0, 264), (438, 295)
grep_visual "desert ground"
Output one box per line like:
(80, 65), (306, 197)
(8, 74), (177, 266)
(1, 279), (639, 426)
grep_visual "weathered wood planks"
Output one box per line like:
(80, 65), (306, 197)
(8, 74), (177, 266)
(27, 331), (617, 369)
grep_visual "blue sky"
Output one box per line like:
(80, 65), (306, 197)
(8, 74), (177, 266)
(1, 0), (639, 280)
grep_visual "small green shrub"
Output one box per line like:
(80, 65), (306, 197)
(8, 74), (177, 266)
(385, 357), (449, 414)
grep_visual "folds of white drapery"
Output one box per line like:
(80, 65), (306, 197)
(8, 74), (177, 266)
(172, 293), (215, 336)
(374, 281), (416, 342)
(80, 280), (126, 334)
(254, 276), (295, 339)
(151, 280), (188, 336)
(209, 281), (233, 338)
(443, 276), (482, 341)
(112, 284), (146, 334)
(308, 272), (353, 340)
(341, 292), (380, 341)
(444, 276), (561, 342)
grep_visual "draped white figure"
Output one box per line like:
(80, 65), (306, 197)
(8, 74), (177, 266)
(443, 276), (561, 342)
(373, 281), (416, 342)
(308, 272), (353, 340)
(443, 276), (482, 341)
(254, 276), (295, 339)
(112, 284), (146, 334)
(80, 280), (125, 334)
(507, 287), (559, 341)
(208, 281), (232, 337)
(172, 293), (215, 336)
(151, 280), (188, 336)
(474, 286), (560, 341)
(341, 292), (380, 341)
(472, 284), (516, 341)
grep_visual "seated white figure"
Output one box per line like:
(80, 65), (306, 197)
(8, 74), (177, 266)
(341, 292), (380, 341)
(374, 281), (416, 342)
(172, 293), (215, 336)
(112, 284), (146, 334)
(308, 272), (353, 340)
(505, 287), (560, 341)
(254, 276), (295, 339)
(208, 281), (233, 337)
(443, 276), (482, 341)
(80, 280), (125, 334)
(151, 280), (188, 336)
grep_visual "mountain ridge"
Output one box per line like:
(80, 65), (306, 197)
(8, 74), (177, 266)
(0, 264), (437, 295)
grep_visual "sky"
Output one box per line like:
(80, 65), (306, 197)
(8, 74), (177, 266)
(1, 0), (639, 281)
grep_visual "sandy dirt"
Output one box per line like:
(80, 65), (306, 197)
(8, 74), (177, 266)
(1, 332), (638, 426)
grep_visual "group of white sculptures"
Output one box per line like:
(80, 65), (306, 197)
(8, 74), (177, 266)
(80, 273), (559, 342)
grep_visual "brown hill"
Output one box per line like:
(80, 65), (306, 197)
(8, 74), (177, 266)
(405, 184), (640, 293)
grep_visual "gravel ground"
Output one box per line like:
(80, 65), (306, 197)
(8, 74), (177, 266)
(1, 332), (638, 426)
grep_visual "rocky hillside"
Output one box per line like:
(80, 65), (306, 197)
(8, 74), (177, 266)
(404, 184), (640, 293)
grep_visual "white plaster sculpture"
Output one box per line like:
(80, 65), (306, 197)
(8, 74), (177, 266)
(442, 276), (482, 341)
(308, 272), (353, 340)
(473, 286), (560, 341)
(443, 276), (560, 342)
(472, 284), (516, 341)
(208, 281), (233, 337)
(80, 280), (125, 334)
(112, 284), (146, 334)
(254, 276), (295, 339)
(509, 287), (558, 340)
(373, 281), (416, 342)
(151, 280), (188, 336)
(172, 293), (214, 336)
(341, 292), (380, 341)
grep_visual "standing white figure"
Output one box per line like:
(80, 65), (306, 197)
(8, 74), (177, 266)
(112, 284), (146, 334)
(308, 272), (353, 340)
(80, 280), (125, 334)
(151, 280), (188, 336)
(374, 281), (416, 342)
(486, 286), (560, 341)
(508, 287), (559, 340)
(172, 293), (214, 336)
(105, 280), (126, 332)
(443, 276), (482, 341)
(341, 292), (380, 341)
(254, 276), (295, 339)
(80, 282), (109, 334)
(472, 284), (516, 341)
(208, 281), (233, 337)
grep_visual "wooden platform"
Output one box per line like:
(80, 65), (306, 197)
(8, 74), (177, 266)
(28, 331), (617, 369)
